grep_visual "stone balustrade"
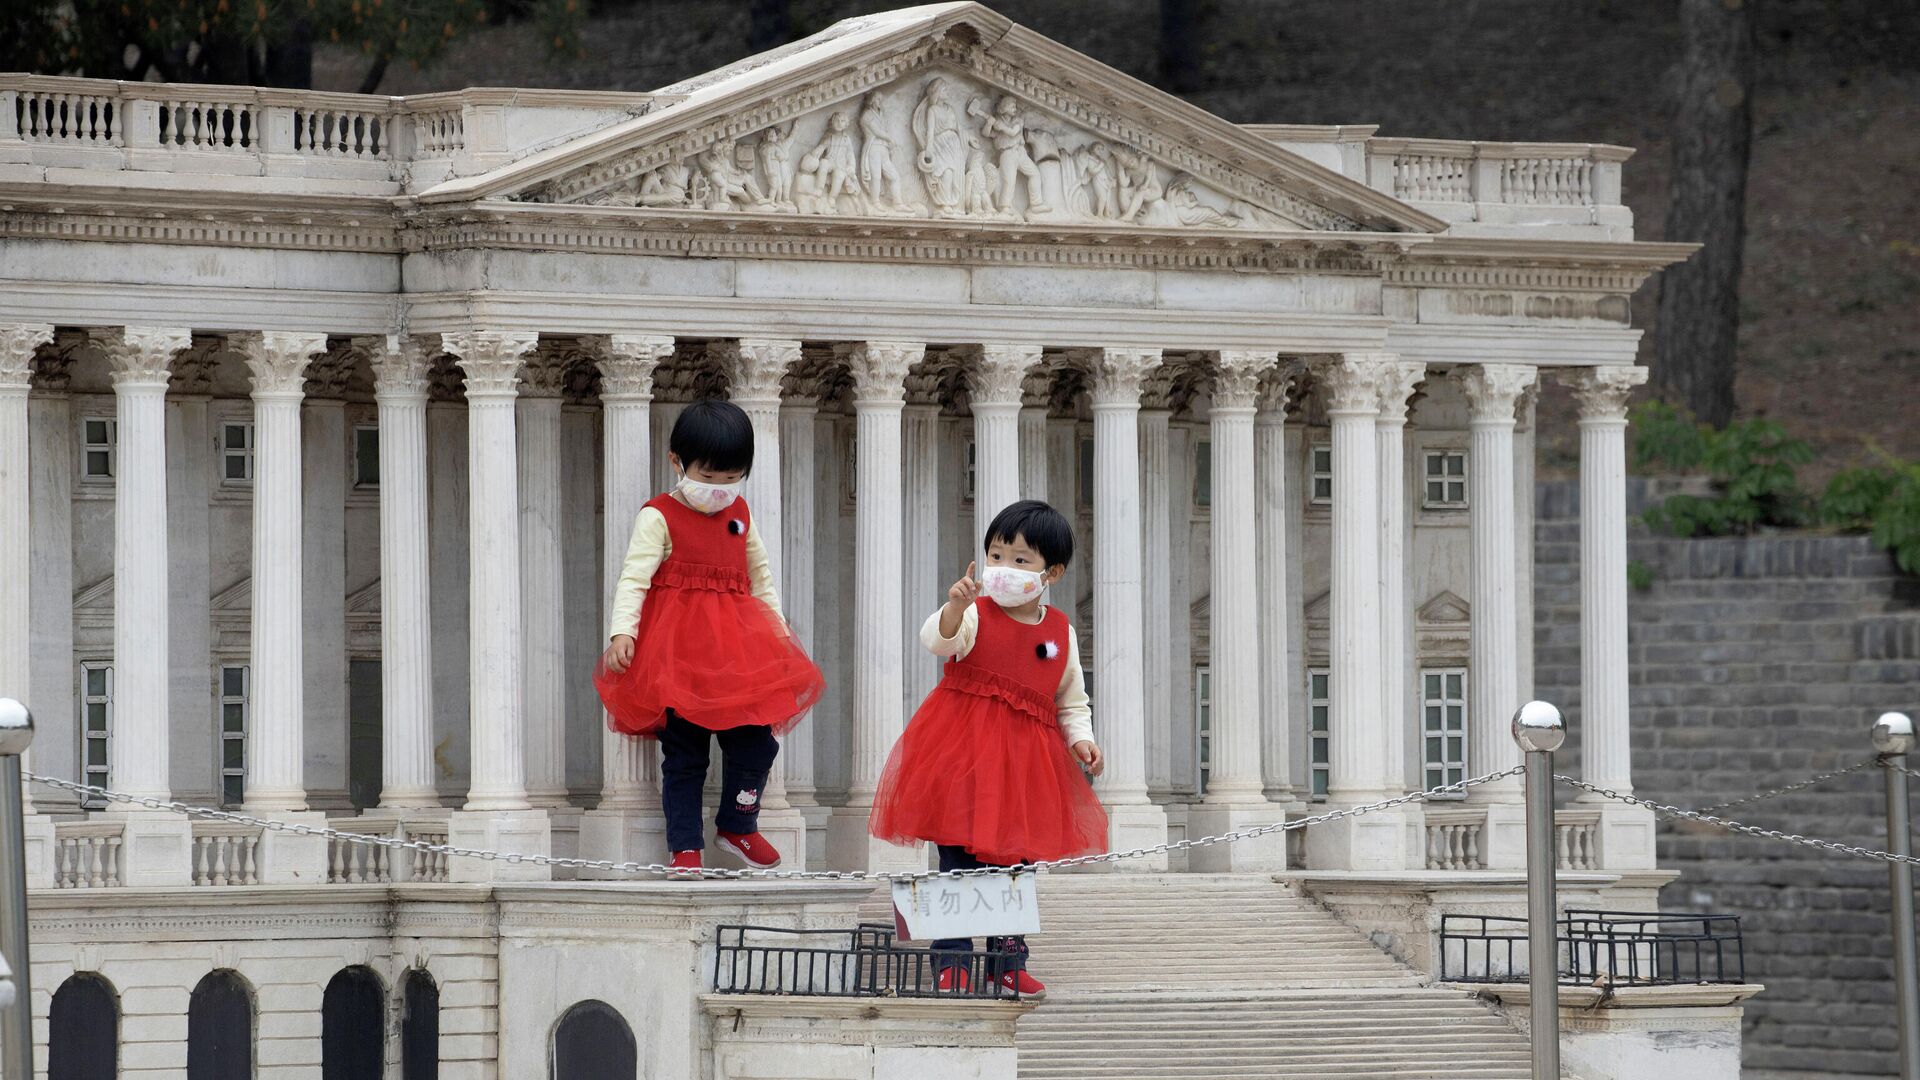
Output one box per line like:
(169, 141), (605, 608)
(191, 822), (263, 886)
(1363, 137), (1634, 236)
(1, 74), (654, 191)
(1424, 807), (1488, 871)
(53, 820), (124, 888)
(1556, 808), (1601, 871)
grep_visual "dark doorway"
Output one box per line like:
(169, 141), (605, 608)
(186, 970), (252, 1080)
(348, 658), (383, 809)
(50, 972), (119, 1080)
(322, 965), (385, 1080)
(551, 1000), (637, 1080)
(400, 968), (439, 1080)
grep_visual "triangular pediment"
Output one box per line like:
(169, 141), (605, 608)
(1416, 590), (1471, 627)
(74, 576), (113, 611)
(212, 579), (251, 611)
(422, 4), (1440, 235)
(346, 580), (382, 614)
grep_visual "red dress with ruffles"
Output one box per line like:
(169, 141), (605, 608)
(869, 598), (1109, 865)
(593, 493), (823, 738)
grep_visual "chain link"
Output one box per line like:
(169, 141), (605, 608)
(27, 767), (1523, 884)
(1554, 774), (1920, 867)
(1880, 757), (1920, 782)
(1693, 758), (1881, 815)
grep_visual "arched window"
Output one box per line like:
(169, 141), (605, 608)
(187, 970), (253, 1080)
(50, 972), (119, 1080)
(551, 1000), (637, 1080)
(400, 968), (440, 1080)
(322, 966), (386, 1080)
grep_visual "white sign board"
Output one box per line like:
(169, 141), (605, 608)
(892, 872), (1042, 941)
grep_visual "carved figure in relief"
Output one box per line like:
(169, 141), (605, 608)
(694, 143), (771, 211)
(756, 121), (797, 208)
(1113, 145), (1163, 222)
(912, 76), (969, 215)
(1075, 142), (1118, 219)
(970, 95), (1048, 215)
(636, 161), (695, 207)
(962, 135), (1000, 216)
(858, 89), (911, 211)
(801, 110), (867, 214)
(1140, 173), (1238, 228)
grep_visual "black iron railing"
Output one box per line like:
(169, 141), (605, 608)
(712, 924), (1021, 1000)
(1440, 909), (1745, 986)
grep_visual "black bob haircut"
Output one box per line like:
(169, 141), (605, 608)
(984, 500), (1074, 568)
(669, 399), (755, 474)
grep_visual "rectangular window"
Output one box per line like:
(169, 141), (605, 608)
(82, 417), (117, 480)
(1421, 668), (1470, 794)
(1077, 436), (1094, 509)
(353, 425), (381, 488)
(221, 422), (255, 484)
(963, 438), (977, 502)
(1310, 444), (1333, 505)
(1423, 451), (1468, 509)
(1194, 439), (1212, 508)
(1194, 665), (1212, 796)
(219, 665), (249, 807)
(1309, 668), (1331, 799)
(81, 663), (112, 807)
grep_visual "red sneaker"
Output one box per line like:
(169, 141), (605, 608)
(936, 967), (972, 993)
(669, 850), (703, 872)
(998, 970), (1046, 998)
(716, 830), (782, 869)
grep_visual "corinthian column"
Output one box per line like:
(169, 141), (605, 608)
(902, 371), (943, 712)
(716, 337), (808, 867)
(366, 337), (440, 809)
(1081, 347), (1170, 868)
(1019, 371), (1051, 505)
(1189, 350), (1285, 871)
(972, 344), (1038, 548)
(1457, 362), (1538, 867)
(827, 340), (926, 874)
(1256, 365), (1301, 805)
(1139, 375), (1174, 801)
(577, 334), (674, 875)
(92, 327), (194, 884)
(779, 386), (824, 843)
(515, 350), (571, 810)
(443, 330), (551, 881)
(1565, 365), (1656, 869)
(0, 326), (53, 817)
(1375, 359), (1425, 795)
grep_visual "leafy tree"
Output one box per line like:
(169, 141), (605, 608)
(2, 0), (585, 92)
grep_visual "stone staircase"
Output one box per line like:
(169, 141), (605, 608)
(868, 873), (1540, 1079)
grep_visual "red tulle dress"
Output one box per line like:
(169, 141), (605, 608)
(593, 493), (823, 737)
(869, 598), (1110, 865)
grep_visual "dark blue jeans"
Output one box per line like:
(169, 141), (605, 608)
(931, 844), (1029, 973)
(659, 710), (780, 854)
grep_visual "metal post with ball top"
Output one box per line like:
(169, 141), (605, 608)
(1875, 711), (1920, 1080)
(0, 698), (34, 1080)
(1514, 699), (1565, 1079)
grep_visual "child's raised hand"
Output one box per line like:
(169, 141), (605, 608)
(1071, 740), (1104, 777)
(948, 561), (980, 608)
(602, 634), (636, 674)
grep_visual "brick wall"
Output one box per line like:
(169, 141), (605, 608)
(1534, 480), (1920, 1079)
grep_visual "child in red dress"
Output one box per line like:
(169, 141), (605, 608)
(870, 500), (1108, 997)
(594, 400), (824, 871)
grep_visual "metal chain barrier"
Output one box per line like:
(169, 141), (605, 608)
(1556, 773), (1920, 867)
(27, 767), (1523, 884)
(1694, 757), (1881, 814)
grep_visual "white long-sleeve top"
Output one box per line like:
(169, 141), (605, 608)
(920, 604), (1096, 748)
(605, 502), (782, 641)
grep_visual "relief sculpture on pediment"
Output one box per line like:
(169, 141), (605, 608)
(571, 67), (1297, 230)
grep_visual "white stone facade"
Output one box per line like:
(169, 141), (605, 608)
(0, 2), (1694, 1071)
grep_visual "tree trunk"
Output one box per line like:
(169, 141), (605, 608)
(1158, 0), (1209, 94)
(747, 0), (791, 52)
(1653, 0), (1754, 428)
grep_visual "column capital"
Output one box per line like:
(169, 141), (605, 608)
(232, 331), (328, 398)
(971, 343), (1044, 404)
(442, 331), (538, 397)
(0, 324), (55, 389)
(518, 346), (573, 400)
(1088, 347), (1164, 406)
(583, 334), (673, 401)
(1375, 359), (1427, 423)
(838, 341), (924, 404)
(1454, 362), (1538, 423)
(713, 338), (803, 403)
(363, 335), (435, 401)
(1256, 360), (1304, 419)
(91, 326), (192, 387)
(1561, 365), (1648, 422)
(1212, 349), (1274, 410)
(1309, 353), (1392, 415)
(303, 343), (358, 400)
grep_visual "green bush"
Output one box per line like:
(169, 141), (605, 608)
(1629, 403), (1813, 536)
(1824, 459), (1920, 574)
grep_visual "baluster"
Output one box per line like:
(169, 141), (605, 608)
(87, 836), (107, 887)
(245, 835), (260, 884)
(1465, 825), (1481, 870)
(106, 836), (123, 886)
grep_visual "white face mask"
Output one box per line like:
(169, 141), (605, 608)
(678, 474), (742, 514)
(980, 565), (1046, 607)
